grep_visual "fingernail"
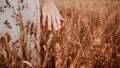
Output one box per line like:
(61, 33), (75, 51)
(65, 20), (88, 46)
(48, 28), (52, 31)
(58, 26), (61, 29)
(55, 27), (58, 31)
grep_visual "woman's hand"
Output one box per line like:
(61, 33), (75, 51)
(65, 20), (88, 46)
(42, 0), (64, 30)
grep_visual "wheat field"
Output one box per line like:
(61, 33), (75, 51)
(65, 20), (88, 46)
(0, 0), (120, 68)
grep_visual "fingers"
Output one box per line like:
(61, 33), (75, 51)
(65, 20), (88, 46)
(42, 12), (47, 25)
(42, 2), (64, 31)
(52, 16), (58, 30)
(42, 14), (63, 30)
(48, 16), (52, 30)
(47, 16), (62, 30)
(56, 17), (61, 29)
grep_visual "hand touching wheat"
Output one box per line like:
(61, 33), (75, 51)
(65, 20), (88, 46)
(42, 0), (64, 30)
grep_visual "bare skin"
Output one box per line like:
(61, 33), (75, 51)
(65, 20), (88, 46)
(42, 0), (64, 30)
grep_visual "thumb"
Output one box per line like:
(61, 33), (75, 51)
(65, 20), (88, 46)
(59, 14), (64, 22)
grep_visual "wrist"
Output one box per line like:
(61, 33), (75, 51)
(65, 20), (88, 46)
(43, 0), (53, 3)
